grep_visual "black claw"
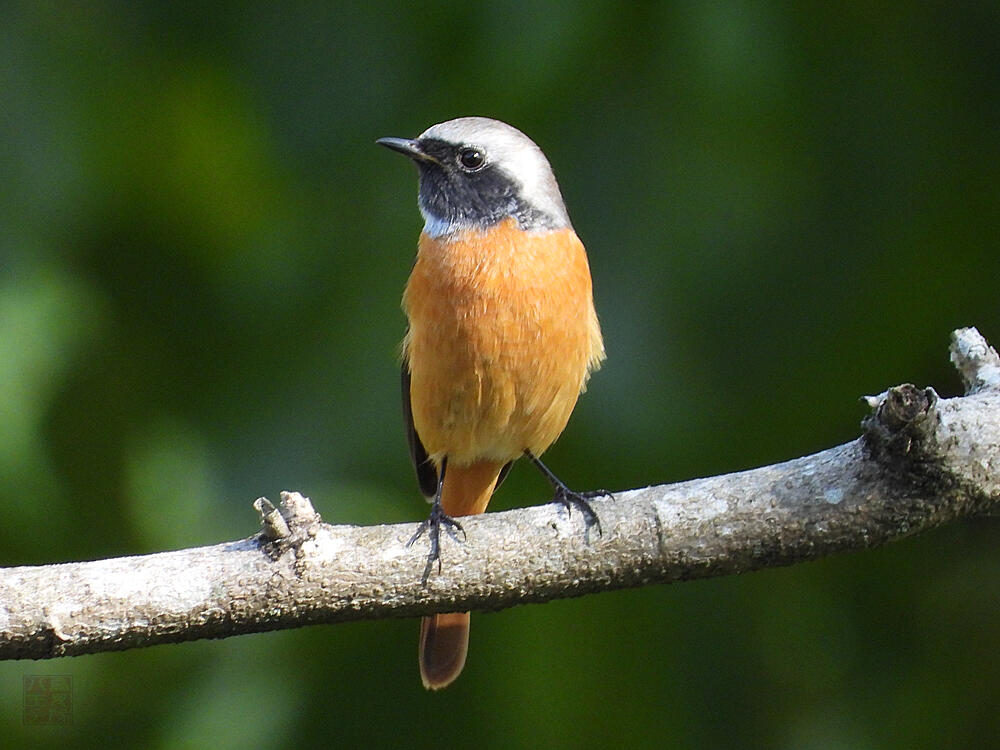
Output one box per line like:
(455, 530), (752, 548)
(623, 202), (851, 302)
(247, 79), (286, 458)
(525, 451), (610, 542)
(407, 503), (465, 583)
(553, 485), (604, 541)
(407, 457), (465, 583)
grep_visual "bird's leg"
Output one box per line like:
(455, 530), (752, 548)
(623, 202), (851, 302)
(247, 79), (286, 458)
(407, 456), (466, 583)
(525, 450), (611, 541)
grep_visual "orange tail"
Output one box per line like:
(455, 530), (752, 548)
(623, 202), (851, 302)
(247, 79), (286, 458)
(418, 460), (503, 690)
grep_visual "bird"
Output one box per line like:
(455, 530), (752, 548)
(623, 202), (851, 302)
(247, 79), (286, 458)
(377, 117), (606, 690)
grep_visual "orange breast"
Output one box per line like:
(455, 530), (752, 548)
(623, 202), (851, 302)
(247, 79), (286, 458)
(402, 218), (604, 466)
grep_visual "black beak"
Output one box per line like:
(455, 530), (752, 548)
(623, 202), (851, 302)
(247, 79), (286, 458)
(376, 137), (436, 163)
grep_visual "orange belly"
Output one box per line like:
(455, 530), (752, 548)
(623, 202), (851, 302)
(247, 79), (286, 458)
(402, 218), (604, 466)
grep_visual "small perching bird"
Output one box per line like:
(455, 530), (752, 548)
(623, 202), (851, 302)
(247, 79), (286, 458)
(378, 117), (606, 689)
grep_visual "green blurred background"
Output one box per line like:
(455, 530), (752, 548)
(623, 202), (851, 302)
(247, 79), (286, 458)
(2, 2), (998, 748)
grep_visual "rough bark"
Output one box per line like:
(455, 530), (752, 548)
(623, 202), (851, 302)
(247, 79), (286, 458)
(1, 327), (998, 661)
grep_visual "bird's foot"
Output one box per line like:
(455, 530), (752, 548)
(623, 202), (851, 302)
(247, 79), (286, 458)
(525, 450), (611, 542)
(552, 484), (611, 542)
(407, 501), (466, 584)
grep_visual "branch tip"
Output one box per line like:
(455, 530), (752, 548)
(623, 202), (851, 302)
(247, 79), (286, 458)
(254, 497), (291, 540)
(950, 327), (1000, 394)
(862, 390), (889, 410)
(278, 491), (322, 527)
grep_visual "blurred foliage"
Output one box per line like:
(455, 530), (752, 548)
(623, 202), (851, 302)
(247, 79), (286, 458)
(1, 1), (998, 748)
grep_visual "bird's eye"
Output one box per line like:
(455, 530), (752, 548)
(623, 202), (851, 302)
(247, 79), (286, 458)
(457, 147), (486, 171)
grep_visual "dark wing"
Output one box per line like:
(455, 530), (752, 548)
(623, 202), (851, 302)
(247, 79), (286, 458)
(495, 461), (513, 491)
(402, 361), (439, 498)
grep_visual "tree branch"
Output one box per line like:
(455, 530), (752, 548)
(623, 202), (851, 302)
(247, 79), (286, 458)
(2, 327), (999, 661)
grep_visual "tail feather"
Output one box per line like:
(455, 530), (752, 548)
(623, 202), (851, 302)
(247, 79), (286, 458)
(418, 460), (503, 689)
(439, 460), (504, 517)
(419, 612), (470, 690)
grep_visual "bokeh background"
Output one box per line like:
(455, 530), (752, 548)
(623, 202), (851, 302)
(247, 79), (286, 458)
(2, 2), (998, 748)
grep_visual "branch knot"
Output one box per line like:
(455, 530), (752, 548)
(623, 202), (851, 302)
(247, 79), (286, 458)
(254, 492), (325, 562)
(862, 384), (939, 460)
